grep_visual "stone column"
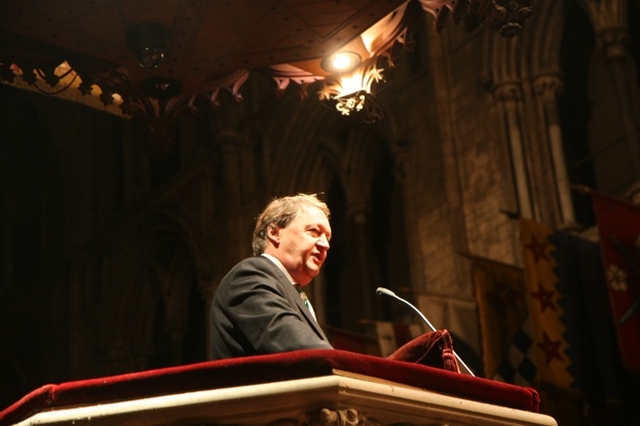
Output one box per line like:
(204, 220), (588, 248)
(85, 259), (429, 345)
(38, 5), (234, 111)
(218, 132), (246, 263)
(599, 28), (640, 204)
(347, 201), (374, 321)
(533, 73), (577, 228)
(494, 83), (533, 219)
(68, 255), (88, 377)
(579, 0), (640, 204)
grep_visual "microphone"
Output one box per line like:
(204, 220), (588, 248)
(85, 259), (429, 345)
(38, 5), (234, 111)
(376, 287), (475, 376)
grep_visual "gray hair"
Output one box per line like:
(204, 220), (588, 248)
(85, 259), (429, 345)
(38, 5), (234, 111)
(252, 193), (330, 255)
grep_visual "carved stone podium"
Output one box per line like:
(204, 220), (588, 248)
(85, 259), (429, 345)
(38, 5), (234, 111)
(0, 350), (557, 426)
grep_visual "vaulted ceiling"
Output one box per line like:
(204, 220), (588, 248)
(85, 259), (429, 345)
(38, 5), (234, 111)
(0, 0), (534, 155)
(0, 1), (407, 111)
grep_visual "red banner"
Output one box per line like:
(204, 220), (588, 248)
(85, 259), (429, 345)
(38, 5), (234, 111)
(592, 191), (640, 373)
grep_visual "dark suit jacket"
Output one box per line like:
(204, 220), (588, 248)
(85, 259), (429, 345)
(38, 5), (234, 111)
(209, 256), (332, 359)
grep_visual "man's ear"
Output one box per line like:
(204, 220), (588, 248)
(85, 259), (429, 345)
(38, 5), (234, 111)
(266, 225), (280, 246)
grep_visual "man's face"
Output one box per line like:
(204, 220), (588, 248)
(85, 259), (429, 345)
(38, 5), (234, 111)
(266, 206), (331, 286)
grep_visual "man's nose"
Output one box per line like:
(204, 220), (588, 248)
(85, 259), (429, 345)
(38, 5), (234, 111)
(318, 234), (330, 249)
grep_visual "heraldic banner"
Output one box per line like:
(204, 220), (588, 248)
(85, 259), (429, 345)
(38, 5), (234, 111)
(520, 219), (573, 388)
(472, 257), (532, 383)
(591, 191), (640, 373)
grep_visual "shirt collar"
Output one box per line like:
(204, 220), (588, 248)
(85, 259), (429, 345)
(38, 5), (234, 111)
(261, 253), (297, 286)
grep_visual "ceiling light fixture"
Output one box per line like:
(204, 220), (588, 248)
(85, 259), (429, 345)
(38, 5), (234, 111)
(318, 59), (385, 123)
(321, 51), (362, 74)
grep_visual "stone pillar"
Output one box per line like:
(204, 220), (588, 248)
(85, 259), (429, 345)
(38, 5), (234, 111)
(494, 83), (533, 219)
(69, 251), (104, 378)
(533, 73), (577, 228)
(599, 28), (640, 204)
(579, 0), (640, 204)
(346, 201), (374, 321)
(68, 256), (87, 377)
(218, 132), (246, 263)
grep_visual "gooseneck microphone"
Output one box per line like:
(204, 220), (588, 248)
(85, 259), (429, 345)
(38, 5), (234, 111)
(376, 287), (475, 376)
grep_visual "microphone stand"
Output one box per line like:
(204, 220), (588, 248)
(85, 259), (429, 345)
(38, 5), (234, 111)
(376, 287), (475, 376)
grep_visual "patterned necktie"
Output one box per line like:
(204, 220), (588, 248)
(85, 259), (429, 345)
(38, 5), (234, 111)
(295, 285), (317, 321)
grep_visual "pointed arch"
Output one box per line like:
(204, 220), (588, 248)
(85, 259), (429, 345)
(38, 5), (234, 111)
(100, 209), (208, 372)
(523, 1), (569, 77)
(482, 1), (568, 86)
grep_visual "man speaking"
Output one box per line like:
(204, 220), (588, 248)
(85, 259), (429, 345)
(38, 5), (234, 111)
(209, 193), (333, 359)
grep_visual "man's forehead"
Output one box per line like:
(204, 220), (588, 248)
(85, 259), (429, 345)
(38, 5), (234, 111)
(284, 207), (328, 229)
(299, 205), (329, 220)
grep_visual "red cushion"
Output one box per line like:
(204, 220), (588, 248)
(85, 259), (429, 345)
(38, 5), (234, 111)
(387, 330), (459, 372)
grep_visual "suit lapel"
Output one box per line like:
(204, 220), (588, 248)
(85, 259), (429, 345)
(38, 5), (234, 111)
(284, 279), (328, 339)
(261, 258), (328, 340)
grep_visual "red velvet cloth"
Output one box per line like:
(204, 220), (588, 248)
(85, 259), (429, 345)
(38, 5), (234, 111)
(0, 349), (540, 425)
(388, 330), (459, 372)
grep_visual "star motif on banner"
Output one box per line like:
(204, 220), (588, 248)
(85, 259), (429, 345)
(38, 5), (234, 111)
(537, 331), (563, 365)
(524, 235), (550, 263)
(485, 281), (525, 319)
(530, 282), (556, 312)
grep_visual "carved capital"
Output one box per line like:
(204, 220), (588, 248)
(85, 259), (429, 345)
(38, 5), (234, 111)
(598, 28), (629, 60)
(347, 202), (371, 225)
(533, 73), (564, 102)
(493, 82), (523, 108)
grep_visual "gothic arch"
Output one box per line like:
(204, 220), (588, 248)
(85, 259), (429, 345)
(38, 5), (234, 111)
(269, 99), (341, 195)
(0, 86), (64, 399)
(100, 210), (207, 372)
(481, 1), (568, 87)
(478, 1), (581, 225)
(262, 91), (408, 331)
(523, 1), (568, 78)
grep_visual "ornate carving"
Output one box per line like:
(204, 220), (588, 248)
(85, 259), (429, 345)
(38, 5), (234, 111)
(318, 58), (386, 124)
(598, 28), (629, 60)
(419, 0), (534, 36)
(297, 408), (381, 426)
(474, 0), (535, 38)
(493, 82), (523, 109)
(137, 116), (180, 160)
(128, 95), (194, 159)
(316, 408), (360, 426)
(335, 91), (386, 125)
(419, 0), (472, 32)
(533, 73), (564, 103)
